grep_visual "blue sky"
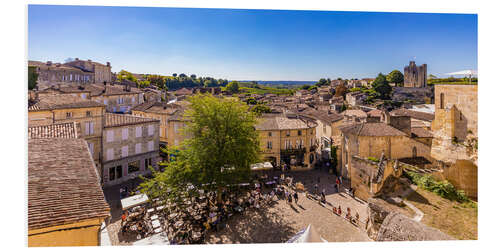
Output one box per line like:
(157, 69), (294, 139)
(28, 5), (477, 81)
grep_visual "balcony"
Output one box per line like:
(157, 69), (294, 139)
(280, 147), (306, 155)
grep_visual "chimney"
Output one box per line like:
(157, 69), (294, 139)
(106, 62), (110, 67)
(46, 61), (52, 66)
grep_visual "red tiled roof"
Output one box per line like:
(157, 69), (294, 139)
(28, 122), (78, 139)
(104, 113), (159, 128)
(28, 138), (110, 230)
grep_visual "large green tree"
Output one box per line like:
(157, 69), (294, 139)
(372, 73), (392, 99)
(139, 94), (260, 204)
(227, 81), (240, 93)
(28, 66), (38, 90)
(387, 70), (404, 86)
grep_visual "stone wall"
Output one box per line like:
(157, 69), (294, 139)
(434, 84), (477, 135)
(392, 87), (433, 104)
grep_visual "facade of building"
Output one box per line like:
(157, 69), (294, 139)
(131, 101), (189, 147)
(101, 114), (160, 187)
(339, 116), (431, 180)
(434, 84), (477, 135)
(403, 61), (427, 88)
(28, 94), (105, 165)
(28, 136), (110, 246)
(255, 113), (318, 170)
(29, 58), (112, 89)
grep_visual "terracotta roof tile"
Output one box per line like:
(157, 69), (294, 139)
(255, 113), (317, 131)
(104, 113), (159, 128)
(390, 108), (434, 122)
(340, 122), (407, 137)
(28, 94), (104, 111)
(28, 122), (78, 139)
(28, 138), (110, 230)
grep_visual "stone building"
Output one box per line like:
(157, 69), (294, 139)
(36, 83), (145, 114)
(29, 58), (112, 88)
(339, 114), (432, 180)
(346, 91), (367, 107)
(434, 84), (477, 135)
(131, 101), (189, 148)
(403, 61), (427, 88)
(28, 132), (110, 246)
(254, 113), (318, 169)
(101, 113), (160, 187)
(28, 93), (105, 165)
(430, 84), (478, 198)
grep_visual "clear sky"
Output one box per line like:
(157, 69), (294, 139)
(28, 5), (477, 81)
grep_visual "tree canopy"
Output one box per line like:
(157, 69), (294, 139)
(28, 66), (38, 90)
(139, 94), (260, 203)
(372, 73), (392, 99)
(226, 81), (240, 94)
(387, 70), (404, 86)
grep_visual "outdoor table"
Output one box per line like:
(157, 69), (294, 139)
(169, 213), (179, 220)
(152, 219), (161, 229)
(156, 205), (165, 211)
(150, 214), (159, 220)
(174, 221), (184, 229)
(147, 208), (155, 213)
(154, 227), (162, 234)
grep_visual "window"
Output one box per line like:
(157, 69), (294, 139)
(145, 158), (153, 168)
(268, 132), (272, 137)
(116, 165), (123, 179)
(323, 124), (327, 134)
(412, 147), (417, 157)
(175, 139), (179, 146)
(267, 141), (272, 149)
(136, 127), (142, 137)
(298, 130), (302, 136)
(440, 93), (445, 109)
(122, 146), (128, 157)
(128, 161), (140, 173)
(310, 129), (314, 135)
(66, 112), (72, 118)
(109, 167), (116, 181)
(135, 143), (142, 154)
(82, 94), (87, 99)
(106, 130), (114, 142)
(106, 148), (114, 161)
(174, 123), (179, 134)
(286, 130), (290, 136)
(86, 111), (91, 117)
(148, 125), (154, 136)
(122, 128), (128, 140)
(132, 97), (135, 103)
(148, 141), (154, 151)
(103, 99), (108, 105)
(85, 122), (94, 135)
(70, 74), (73, 81)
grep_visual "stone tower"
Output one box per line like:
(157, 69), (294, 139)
(404, 61), (427, 88)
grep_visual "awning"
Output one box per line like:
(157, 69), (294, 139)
(121, 193), (149, 210)
(250, 162), (274, 171)
(287, 224), (328, 243)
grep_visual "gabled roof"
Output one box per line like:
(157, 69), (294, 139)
(255, 113), (317, 131)
(339, 122), (407, 137)
(28, 138), (110, 230)
(104, 113), (159, 128)
(28, 94), (105, 111)
(390, 108), (434, 122)
(411, 127), (433, 138)
(300, 109), (343, 124)
(28, 122), (79, 139)
(56, 83), (142, 97)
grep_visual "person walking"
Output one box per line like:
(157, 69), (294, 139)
(314, 183), (319, 195)
(293, 191), (299, 204)
(288, 193), (293, 204)
(335, 177), (340, 193)
(321, 189), (326, 203)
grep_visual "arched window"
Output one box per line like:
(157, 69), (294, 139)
(412, 147), (417, 158)
(440, 93), (445, 109)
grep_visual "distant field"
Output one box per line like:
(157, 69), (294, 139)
(429, 81), (477, 85)
(239, 86), (294, 96)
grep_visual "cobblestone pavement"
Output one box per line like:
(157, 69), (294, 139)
(103, 169), (371, 245)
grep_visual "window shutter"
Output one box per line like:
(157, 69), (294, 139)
(122, 146), (128, 157)
(148, 125), (154, 136)
(148, 141), (154, 151)
(122, 128), (128, 140)
(85, 122), (90, 135)
(107, 130), (114, 142)
(136, 127), (142, 137)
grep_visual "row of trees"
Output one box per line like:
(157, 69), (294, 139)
(116, 70), (230, 90)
